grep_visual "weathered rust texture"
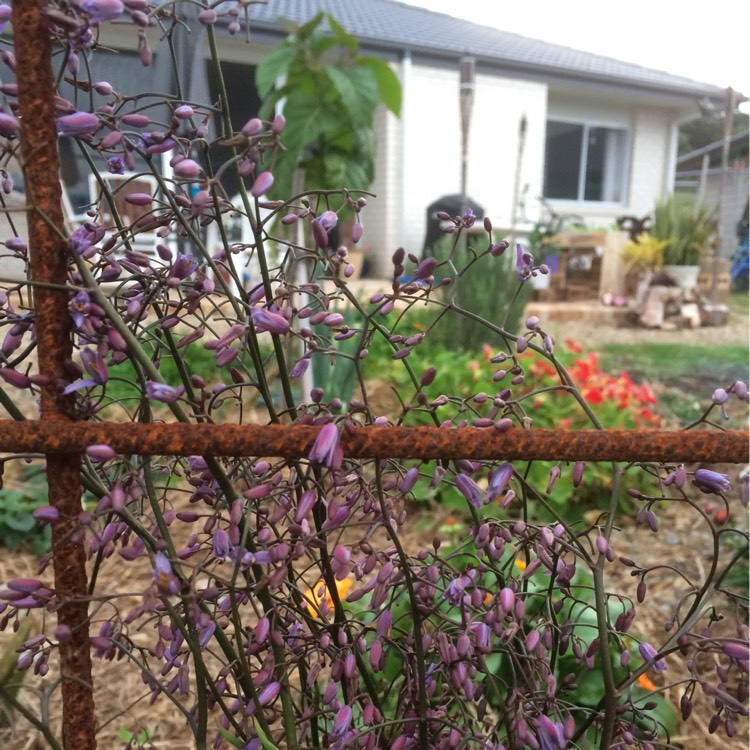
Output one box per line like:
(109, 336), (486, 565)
(0, 421), (747, 463)
(11, 2), (96, 748)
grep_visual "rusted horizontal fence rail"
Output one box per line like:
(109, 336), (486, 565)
(1, 421), (747, 463)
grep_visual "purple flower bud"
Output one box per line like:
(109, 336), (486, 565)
(145, 381), (184, 403)
(250, 307), (290, 336)
(257, 681), (281, 706)
(711, 388), (728, 405)
(173, 159), (201, 179)
(487, 463), (513, 503)
(352, 222), (363, 244)
(323, 312), (344, 327)
(57, 111), (99, 137)
(516, 243), (534, 281)
(85, 444), (116, 461)
(32, 505), (59, 524)
(526, 629), (540, 651)
(153, 552), (180, 596)
(309, 422), (341, 469)
(415, 257), (437, 280)
(572, 461), (585, 488)
(420, 367), (437, 388)
(124, 192), (152, 206)
(8, 578), (43, 593)
(499, 587), (515, 612)
(75, 0), (124, 24)
(392, 347), (410, 360)
(311, 219), (328, 249)
(399, 467), (420, 493)
(242, 117), (263, 136)
(639, 641), (667, 671)
(455, 474), (483, 508)
(0, 112), (18, 137)
(733, 380), (749, 402)
(251, 171), (274, 197)
(120, 113), (150, 128)
(0, 367), (30, 389)
(319, 210), (338, 231)
(173, 104), (193, 120)
(332, 705), (353, 736)
(271, 114), (286, 135)
(693, 469), (731, 495)
(723, 642), (750, 661)
(547, 465), (561, 494)
(516, 337), (528, 354)
(198, 8), (216, 24)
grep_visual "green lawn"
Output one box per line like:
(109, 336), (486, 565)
(597, 342), (748, 388)
(597, 294), (748, 425)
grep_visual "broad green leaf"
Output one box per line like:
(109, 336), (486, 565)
(5, 515), (36, 532)
(324, 66), (379, 127)
(255, 44), (296, 99)
(360, 57), (403, 115)
(573, 668), (609, 706)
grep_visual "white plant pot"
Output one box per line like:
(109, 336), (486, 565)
(662, 265), (701, 289)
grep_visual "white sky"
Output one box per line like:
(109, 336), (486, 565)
(402, 0), (750, 114)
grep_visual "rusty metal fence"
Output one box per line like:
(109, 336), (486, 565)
(5, 2), (749, 748)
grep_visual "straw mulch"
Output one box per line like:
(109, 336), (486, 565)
(0, 491), (746, 749)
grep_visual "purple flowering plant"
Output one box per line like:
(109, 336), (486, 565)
(0, 4), (746, 750)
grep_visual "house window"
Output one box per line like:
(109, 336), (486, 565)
(544, 121), (628, 203)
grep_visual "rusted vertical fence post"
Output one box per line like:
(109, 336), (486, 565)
(11, 2), (96, 748)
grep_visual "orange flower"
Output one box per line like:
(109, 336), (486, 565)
(303, 578), (353, 617)
(637, 673), (655, 691)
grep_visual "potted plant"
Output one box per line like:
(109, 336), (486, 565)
(651, 195), (718, 288)
(620, 231), (671, 274)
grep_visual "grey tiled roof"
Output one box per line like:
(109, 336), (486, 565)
(246, 0), (736, 102)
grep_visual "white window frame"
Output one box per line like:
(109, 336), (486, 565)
(543, 118), (631, 205)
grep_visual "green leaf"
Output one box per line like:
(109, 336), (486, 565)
(327, 14), (359, 52)
(255, 722), (282, 750)
(295, 11), (326, 41)
(360, 56), (402, 115)
(5, 515), (36, 532)
(216, 725), (247, 749)
(573, 668), (609, 707)
(324, 66), (379, 127)
(255, 44), (296, 99)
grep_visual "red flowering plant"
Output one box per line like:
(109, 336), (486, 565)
(521, 338), (661, 432)
(509, 335), (663, 520)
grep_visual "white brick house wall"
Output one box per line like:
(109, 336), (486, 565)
(365, 60), (548, 276)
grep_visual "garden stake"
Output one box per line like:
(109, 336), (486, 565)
(11, 2), (96, 748)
